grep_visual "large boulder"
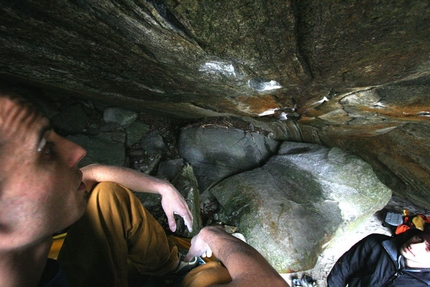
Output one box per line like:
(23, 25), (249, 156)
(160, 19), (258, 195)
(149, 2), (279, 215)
(209, 142), (392, 271)
(178, 124), (280, 192)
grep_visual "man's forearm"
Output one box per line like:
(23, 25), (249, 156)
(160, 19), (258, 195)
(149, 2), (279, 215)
(81, 164), (174, 196)
(199, 226), (289, 286)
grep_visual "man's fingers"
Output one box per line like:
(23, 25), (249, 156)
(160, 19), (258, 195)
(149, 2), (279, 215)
(167, 215), (177, 232)
(206, 248), (213, 258)
(182, 213), (193, 232)
(184, 218), (193, 233)
(168, 210), (193, 233)
(184, 252), (193, 262)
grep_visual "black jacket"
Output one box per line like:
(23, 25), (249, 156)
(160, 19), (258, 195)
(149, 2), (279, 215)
(327, 231), (430, 286)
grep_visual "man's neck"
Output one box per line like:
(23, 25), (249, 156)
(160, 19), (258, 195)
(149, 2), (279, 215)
(0, 237), (52, 287)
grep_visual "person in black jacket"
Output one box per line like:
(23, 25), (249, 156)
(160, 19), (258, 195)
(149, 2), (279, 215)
(327, 229), (430, 286)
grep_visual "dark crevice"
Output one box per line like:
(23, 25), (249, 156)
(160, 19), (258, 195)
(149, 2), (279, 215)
(290, 0), (314, 81)
(148, 0), (193, 39)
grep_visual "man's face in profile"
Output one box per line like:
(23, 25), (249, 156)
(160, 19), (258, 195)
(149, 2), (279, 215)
(400, 233), (430, 268)
(0, 95), (88, 249)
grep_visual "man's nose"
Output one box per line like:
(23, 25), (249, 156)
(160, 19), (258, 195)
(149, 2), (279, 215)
(64, 138), (87, 168)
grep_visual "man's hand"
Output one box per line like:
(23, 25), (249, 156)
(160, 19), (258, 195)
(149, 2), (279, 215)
(183, 226), (290, 286)
(160, 185), (193, 233)
(184, 230), (213, 262)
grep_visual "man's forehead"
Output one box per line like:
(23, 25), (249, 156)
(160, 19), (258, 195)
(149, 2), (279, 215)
(0, 96), (50, 144)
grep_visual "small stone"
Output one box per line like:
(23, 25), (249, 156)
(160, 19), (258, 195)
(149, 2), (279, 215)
(103, 107), (137, 127)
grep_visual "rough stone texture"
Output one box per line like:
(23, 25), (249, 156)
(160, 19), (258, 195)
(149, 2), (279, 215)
(1, 1), (428, 114)
(171, 163), (202, 238)
(0, 1), (429, 205)
(52, 102), (88, 135)
(141, 130), (169, 155)
(126, 121), (150, 146)
(67, 134), (126, 167)
(209, 142), (392, 272)
(156, 158), (186, 182)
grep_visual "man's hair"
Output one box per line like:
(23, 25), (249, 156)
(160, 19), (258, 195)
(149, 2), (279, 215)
(0, 88), (24, 101)
(395, 228), (430, 247)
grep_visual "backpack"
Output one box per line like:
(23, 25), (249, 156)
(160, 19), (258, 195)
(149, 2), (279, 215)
(383, 210), (430, 235)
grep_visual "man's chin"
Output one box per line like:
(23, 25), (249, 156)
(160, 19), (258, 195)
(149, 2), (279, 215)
(72, 200), (87, 221)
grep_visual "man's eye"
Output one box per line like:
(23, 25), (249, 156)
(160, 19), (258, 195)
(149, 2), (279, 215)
(42, 142), (55, 156)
